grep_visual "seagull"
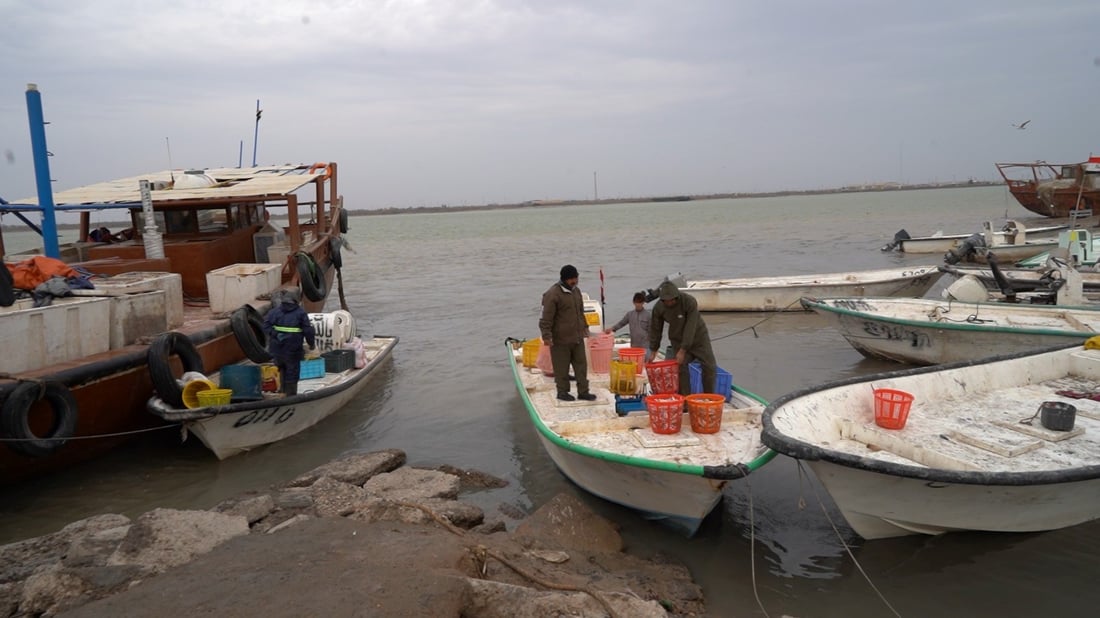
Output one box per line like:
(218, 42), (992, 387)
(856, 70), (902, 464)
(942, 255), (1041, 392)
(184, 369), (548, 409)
(1012, 120), (1031, 130)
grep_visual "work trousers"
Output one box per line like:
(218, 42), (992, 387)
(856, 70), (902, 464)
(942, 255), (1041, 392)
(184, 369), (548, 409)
(674, 345), (716, 396)
(275, 357), (301, 396)
(550, 342), (590, 397)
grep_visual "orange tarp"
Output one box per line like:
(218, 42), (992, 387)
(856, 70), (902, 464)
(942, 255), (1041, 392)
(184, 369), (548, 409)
(5, 256), (80, 290)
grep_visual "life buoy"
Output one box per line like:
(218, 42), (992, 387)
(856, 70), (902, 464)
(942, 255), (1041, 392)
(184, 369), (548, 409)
(296, 253), (326, 302)
(231, 304), (272, 363)
(329, 237), (343, 270)
(338, 208), (349, 234)
(0, 381), (78, 458)
(0, 264), (14, 307)
(148, 332), (204, 408)
(307, 162), (332, 180)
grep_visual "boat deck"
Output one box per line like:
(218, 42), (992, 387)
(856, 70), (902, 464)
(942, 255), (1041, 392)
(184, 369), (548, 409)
(831, 375), (1100, 473)
(515, 354), (766, 467)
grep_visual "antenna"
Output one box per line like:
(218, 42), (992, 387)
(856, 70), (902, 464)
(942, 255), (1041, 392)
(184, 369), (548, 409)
(252, 99), (262, 167)
(165, 137), (175, 183)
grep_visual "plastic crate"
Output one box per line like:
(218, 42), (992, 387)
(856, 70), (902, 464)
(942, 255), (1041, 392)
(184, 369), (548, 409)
(614, 394), (646, 416)
(322, 349), (356, 373)
(300, 358), (326, 379)
(688, 362), (733, 401)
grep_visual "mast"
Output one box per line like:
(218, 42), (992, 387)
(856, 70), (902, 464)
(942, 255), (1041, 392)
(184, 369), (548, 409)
(25, 83), (60, 258)
(252, 100), (262, 167)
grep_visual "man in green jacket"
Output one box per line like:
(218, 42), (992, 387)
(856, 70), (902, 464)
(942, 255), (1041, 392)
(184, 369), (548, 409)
(539, 264), (596, 402)
(646, 281), (717, 396)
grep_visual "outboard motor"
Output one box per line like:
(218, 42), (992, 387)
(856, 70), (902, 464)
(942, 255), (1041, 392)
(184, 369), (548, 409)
(641, 272), (687, 302)
(880, 229), (911, 252)
(944, 233), (986, 265)
(985, 253), (1018, 303)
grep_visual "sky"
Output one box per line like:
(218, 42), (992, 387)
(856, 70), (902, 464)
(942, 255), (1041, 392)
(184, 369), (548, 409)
(1, 0), (1099, 211)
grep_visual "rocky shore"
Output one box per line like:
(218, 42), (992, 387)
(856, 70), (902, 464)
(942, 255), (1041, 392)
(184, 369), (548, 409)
(0, 449), (707, 617)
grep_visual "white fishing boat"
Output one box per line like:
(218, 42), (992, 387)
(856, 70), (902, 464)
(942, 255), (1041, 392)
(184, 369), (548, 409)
(884, 221), (1067, 254)
(506, 337), (776, 535)
(148, 336), (398, 459)
(940, 263), (1100, 297)
(762, 342), (1100, 539)
(682, 265), (942, 312)
(801, 296), (1100, 365)
(941, 221), (1062, 265)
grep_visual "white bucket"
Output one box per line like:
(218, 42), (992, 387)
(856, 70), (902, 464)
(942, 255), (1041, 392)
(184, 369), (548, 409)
(308, 310), (356, 352)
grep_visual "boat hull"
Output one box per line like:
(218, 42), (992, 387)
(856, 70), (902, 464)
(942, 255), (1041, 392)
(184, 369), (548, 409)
(685, 266), (941, 312)
(807, 460), (1100, 539)
(154, 337), (397, 459)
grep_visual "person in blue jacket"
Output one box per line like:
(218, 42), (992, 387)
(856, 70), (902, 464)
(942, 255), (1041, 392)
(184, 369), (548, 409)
(263, 288), (317, 396)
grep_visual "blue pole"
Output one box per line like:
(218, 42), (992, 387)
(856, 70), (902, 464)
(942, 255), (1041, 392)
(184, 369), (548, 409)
(25, 83), (60, 258)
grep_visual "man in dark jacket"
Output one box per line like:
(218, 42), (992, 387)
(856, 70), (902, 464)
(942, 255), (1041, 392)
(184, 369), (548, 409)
(647, 281), (717, 396)
(539, 264), (596, 402)
(263, 288), (317, 396)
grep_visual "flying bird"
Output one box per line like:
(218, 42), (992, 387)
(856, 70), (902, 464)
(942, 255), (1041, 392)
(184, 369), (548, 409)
(1012, 120), (1031, 130)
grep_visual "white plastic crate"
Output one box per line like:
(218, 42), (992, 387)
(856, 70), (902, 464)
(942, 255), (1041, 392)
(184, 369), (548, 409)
(205, 263), (282, 313)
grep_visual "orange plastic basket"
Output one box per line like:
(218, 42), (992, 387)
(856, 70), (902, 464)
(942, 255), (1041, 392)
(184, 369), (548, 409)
(873, 388), (914, 430)
(685, 393), (725, 434)
(618, 347), (645, 375)
(645, 393), (684, 434)
(645, 360), (680, 395)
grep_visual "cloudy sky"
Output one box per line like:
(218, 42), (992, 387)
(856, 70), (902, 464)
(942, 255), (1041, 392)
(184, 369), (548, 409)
(1, 0), (1098, 210)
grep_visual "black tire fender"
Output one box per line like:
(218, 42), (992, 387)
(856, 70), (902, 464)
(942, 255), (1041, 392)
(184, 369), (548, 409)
(231, 304), (272, 363)
(0, 264), (14, 307)
(329, 237), (343, 270)
(296, 253), (326, 302)
(0, 381), (78, 458)
(338, 208), (349, 234)
(148, 332), (204, 408)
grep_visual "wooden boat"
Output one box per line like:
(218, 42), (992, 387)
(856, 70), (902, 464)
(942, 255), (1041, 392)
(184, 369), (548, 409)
(884, 221), (1067, 254)
(996, 156), (1100, 218)
(681, 265), (942, 312)
(761, 342), (1100, 539)
(801, 296), (1100, 365)
(506, 337), (776, 535)
(0, 86), (351, 484)
(148, 336), (398, 459)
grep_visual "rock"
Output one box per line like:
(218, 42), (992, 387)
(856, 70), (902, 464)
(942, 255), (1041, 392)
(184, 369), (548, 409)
(363, 467), (460, 502)
(1, 581), (22, 616)
(470, 520), (508, 535)
(346, 498), (483, 528)
(513, 493), (623, 553)
(213, 492), (276, 524)
(62, 524), (131, 568)
(430, 464), (509, 490)
(18, 564), (89, 617)
(0, 513), (130, 585)
(497, 502), (528, 520)
(309, 476), (370, 517)
(285, 449), (406, 487)
(274, 488), (315, 510)
(106, 508), (250, 573)
(266, 514), (312, 534)
(463, 578), (668, 618)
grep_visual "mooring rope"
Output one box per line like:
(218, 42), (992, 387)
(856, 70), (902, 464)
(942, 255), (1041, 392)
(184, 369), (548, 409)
(795, 460), (903, 618)
(0, 423), (182, 443)
(746, 476), (772, 618)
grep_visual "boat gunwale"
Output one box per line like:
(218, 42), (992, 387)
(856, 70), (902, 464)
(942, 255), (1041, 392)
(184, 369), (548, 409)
(505, 339), (777, 480)
(760, 341), (1100, 486)
(683, 265), (940, 291)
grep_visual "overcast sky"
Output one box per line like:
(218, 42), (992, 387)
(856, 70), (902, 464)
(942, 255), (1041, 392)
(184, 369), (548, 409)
(1, 0), (1098, 210)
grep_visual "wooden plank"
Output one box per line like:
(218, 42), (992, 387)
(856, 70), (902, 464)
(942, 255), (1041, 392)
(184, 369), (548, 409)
(631, 428), (701, 448)
(992, 419), (1086, 442)
(947, 427), (1043, 457)
(837, 420), (982, 471)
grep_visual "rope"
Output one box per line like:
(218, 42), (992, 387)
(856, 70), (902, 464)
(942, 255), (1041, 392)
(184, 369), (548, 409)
(709, 297), (804, 343)
(746, 476), (771, 618)
(795, 461), (903, 618)
(336, 266), (349, 312)
(0, 423), (182, 443)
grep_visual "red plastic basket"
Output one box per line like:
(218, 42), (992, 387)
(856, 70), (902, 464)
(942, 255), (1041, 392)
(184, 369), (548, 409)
(873, 388), (914, 429)
(685, 393), (725, 434)
(645, 394), (684, 434)
(618, 347), (646, 375)
(645, 360), (680, 395)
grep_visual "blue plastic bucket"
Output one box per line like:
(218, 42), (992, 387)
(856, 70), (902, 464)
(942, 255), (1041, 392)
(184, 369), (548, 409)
(219, 364), (263, 401)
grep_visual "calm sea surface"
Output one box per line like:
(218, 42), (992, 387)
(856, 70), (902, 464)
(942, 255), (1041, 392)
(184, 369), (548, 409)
(4, 186), (1098, 617)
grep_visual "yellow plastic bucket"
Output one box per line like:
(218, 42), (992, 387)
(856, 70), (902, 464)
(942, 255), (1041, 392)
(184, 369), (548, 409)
(181, 378), (216, 409)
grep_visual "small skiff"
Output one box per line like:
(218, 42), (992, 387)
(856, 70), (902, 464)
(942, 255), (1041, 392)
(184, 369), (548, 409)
(762, 342), (1100, 539)
(506, 337), (776, 535)
(888, 223), (1067, 254)
(149, 336), (398, 459)
(682, 266), (942, 312)
(802, 296), (1100, 365)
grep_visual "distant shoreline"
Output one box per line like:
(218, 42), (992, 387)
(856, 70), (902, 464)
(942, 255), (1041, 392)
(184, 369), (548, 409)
(3, 180), (1002, 230)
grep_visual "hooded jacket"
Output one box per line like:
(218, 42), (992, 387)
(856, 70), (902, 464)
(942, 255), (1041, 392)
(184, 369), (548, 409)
(539, 281), (588, 346)
(263, 298), (317, 360)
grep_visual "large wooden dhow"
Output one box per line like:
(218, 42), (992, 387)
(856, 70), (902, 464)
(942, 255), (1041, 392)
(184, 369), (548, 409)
(0, 86), (352, 483)
(996, 156), (1100, 218)
(506, 338), (776, 535)
(762, 342), (1100, 539)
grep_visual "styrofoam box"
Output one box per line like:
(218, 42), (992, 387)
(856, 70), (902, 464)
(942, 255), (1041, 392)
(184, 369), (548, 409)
(107, 290), (169, 349)
(0, 296), (112, 374)
(206, 263), (282, 313)
(71, 272), (184, 328)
